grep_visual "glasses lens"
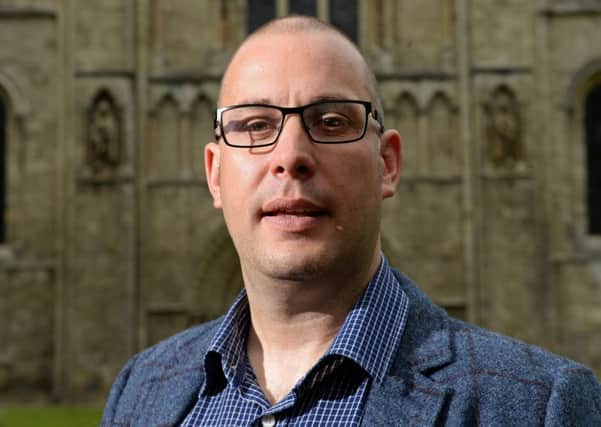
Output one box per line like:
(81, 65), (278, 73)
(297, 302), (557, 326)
(303, 102), (367, 143)
(221, 106), (282, 147)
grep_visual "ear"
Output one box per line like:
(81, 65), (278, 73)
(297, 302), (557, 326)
(379, 129), (402, 199)
(205, 142), (223, 208)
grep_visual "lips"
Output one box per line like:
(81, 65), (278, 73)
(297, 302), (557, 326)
(262, 198), (326, 217)
(261, 198), (328, 231)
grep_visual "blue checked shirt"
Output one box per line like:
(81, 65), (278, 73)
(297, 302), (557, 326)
(181, 256), (409, 426)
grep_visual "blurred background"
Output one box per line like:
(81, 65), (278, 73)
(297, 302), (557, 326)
(0, 0), (600, 409)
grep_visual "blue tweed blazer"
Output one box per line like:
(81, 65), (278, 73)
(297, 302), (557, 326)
(101, 271), (601, 426)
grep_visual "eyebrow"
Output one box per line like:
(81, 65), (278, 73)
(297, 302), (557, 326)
(231, 94), (359, 107)
(308, 94), (356, 103)
(235, 97), (272, 105)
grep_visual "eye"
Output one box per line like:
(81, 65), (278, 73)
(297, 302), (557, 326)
(321, 115), (348, 128)
(237, 117), (279, 142)
(311, 113), (353, 136)
(245, 119), (273, 132)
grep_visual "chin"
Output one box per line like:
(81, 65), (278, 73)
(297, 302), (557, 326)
(259, 251), (336, 282)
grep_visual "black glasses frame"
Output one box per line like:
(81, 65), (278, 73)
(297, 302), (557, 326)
(214, 99), (383, 148)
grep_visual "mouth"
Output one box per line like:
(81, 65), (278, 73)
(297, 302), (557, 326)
(263, 208), (326, 218)
(261, 199), (329, 230)
(262, 199), (327, 217)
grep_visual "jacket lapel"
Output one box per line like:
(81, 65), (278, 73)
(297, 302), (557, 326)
(133, 323), (218, 427)
(135, 360), (205, 427)
(362, 372), (450, 426)
(360, 271), (455, 426)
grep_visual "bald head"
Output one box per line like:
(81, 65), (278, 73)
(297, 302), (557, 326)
(219, 16), (384, 123)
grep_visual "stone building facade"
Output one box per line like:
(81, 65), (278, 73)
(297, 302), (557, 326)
(0, 0), (600, 402)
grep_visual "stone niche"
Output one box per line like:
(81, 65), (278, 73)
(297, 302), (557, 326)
(85, 90), (124, 176)
(77, 80), (133, 183)
(483, 86), (525, 171)
(66, 78), (135, 400)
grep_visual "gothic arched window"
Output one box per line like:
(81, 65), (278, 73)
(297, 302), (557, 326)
(329, 0), (357, 42)
(289, 0), (316, 16)
(247, 0), (358, 42)
(0, 96), (6, 243)
(586, 84), (601, 235)
(247, 0), (275, 34)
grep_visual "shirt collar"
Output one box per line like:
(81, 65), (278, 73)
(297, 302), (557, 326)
(204, 290), (250, 388)
(203, 255), (409, 390)
(325, 255), (409, 383)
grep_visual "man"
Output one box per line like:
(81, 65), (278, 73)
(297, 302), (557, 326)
(102, 16), (601, 426)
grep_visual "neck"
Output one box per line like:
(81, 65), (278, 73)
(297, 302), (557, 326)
(247, 278), (363, 350)
(244, 250), (381, 345)
(242, 250), (381, 403)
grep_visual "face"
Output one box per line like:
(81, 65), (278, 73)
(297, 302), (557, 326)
(205, 30), (402, 285)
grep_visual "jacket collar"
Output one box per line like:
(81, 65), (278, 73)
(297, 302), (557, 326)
(361, 270), (454, 426)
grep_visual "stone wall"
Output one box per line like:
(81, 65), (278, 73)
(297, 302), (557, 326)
(0, 0), (60, 401)
(0, 0), (600, 402)
(0, 258), (54, 400)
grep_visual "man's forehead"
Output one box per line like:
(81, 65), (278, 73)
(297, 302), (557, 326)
(219, 29), (371, 105)
(230, 94), (362, 107)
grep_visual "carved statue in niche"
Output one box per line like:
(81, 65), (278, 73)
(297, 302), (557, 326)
(485, 87), (524, 169)
(86, 91), (122, 174)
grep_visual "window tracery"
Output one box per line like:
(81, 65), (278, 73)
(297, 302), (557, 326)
(0, 96), (6, 243)
(246, 0), (358, 42)
(586, 84), (601, 234)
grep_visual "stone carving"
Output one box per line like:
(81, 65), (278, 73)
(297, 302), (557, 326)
(86, 91), (122, 173)
(149, 96), (180, 177)
(395, 93), (419, 175)
(485, 87), (523, 169)
(428, 92), (459, 175)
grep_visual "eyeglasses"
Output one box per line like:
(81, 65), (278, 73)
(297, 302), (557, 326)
(214, 100), (382, 148)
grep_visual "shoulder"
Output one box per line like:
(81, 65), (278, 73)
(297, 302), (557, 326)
(392, 268), (594, 381)
(128, 317), (223, 369)
(445, 318), (601, 423)
(448, 317), (595, 387)
(390, 269), (601, 423)
(100, 317), (223, 426)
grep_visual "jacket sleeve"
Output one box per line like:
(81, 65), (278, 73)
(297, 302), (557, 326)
(100, 354), (139, 427)
(545, 365), (601, 426)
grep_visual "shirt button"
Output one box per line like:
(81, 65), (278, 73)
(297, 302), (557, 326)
(261, 414), (276, 427)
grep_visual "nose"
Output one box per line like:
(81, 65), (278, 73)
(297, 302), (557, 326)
(270, 115), (316, 180)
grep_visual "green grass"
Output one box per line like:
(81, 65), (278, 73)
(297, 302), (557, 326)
(0, 406), (102, 427)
